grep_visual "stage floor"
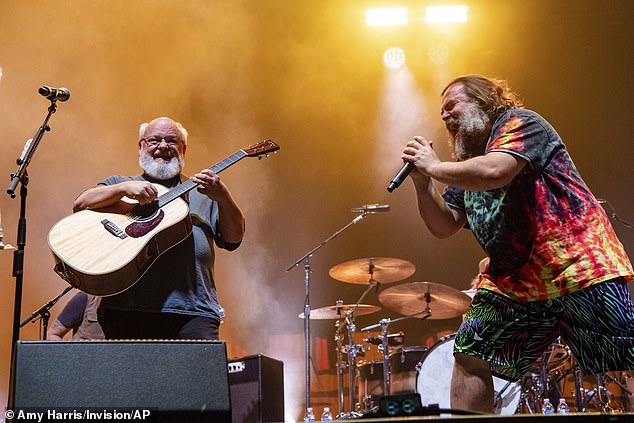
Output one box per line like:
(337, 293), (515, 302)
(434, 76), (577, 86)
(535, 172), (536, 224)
(348, 412), (634, 422)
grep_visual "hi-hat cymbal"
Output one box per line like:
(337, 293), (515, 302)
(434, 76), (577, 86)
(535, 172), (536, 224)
(298, 304), (381, 320)
(378, 281), (471, 320)
(329, 257), (415, 284)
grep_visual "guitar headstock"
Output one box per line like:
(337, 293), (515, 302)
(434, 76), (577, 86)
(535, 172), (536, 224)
(243, 140), (280, 158)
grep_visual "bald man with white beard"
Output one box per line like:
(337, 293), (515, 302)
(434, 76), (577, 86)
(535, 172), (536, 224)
(74, 117), (245, 340)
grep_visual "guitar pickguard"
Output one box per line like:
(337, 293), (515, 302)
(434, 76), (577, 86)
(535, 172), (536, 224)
(125, 209), (165, 238)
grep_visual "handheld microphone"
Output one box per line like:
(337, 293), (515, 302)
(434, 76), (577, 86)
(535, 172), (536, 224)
(351, 204), (390, 213)
(387, 162), (414, 192)
(38, 86), (70, 102)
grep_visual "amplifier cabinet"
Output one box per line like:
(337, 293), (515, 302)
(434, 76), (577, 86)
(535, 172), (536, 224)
(228, 354), (284, 423)
(11, 340), (231, 422)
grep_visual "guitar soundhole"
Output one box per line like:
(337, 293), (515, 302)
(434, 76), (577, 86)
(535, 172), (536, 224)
(131, 203), (159, 221)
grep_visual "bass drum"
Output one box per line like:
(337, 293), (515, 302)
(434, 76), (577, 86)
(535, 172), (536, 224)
(416, 333), (522, 415)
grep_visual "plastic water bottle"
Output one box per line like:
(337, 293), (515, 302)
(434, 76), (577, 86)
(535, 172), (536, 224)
(542, 398), (555, 414)
(303, 407), (315, 422)
(557, 398), (570, 414)
(321, 407), (333, 422)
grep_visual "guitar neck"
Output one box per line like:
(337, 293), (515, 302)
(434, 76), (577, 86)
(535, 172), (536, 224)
(157, 149), (248, 207)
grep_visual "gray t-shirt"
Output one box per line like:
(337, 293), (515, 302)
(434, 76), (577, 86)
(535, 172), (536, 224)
(98, 174), (240, 322)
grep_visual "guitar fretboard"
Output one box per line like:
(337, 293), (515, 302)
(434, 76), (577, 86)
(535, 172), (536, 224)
(157, 149), (248, 208)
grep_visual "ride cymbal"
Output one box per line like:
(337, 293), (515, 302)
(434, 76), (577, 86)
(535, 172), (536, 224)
(298, 304), (381, 320)
(378, 281), (471, 320)
(328, 257), (415, 284)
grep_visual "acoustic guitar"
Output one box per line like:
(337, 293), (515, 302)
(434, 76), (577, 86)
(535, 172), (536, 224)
(48, 140), (279, 296)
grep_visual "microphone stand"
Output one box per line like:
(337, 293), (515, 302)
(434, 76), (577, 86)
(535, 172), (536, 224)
(20, 286), (74, 340)
(286, 209), (374, 416)
(6, 98), (61, 409)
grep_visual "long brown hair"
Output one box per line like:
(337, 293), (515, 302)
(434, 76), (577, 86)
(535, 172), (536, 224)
(442, 74), (522, 119)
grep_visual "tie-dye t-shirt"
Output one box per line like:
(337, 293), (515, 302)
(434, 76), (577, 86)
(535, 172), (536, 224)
(442, 108), (633, 301)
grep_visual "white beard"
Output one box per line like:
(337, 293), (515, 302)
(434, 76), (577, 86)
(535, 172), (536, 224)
(448, 102), (491, 161)
(139, 150), (184, 180)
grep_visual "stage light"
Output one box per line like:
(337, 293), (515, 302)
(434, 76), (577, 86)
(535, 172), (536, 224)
(383, 47), (406, 69)
(366, 8), (408, 27)
(425, 5), (468, 23)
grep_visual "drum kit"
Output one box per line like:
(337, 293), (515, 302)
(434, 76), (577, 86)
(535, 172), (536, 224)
(300, 256), (634, 417)
(301, 256), (479, 416)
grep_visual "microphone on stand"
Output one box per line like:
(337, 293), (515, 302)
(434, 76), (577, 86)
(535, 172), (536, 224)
(364, 331), (405, 346)
(387, 162), (414, 192)
(38, 86), (70, 102)
(351, 204), (390, 213)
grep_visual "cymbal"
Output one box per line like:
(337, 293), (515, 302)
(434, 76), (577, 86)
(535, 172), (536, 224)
(329, 257), (415, 284)
(378, 281), (471, 320)
(298, 304), (381, 320)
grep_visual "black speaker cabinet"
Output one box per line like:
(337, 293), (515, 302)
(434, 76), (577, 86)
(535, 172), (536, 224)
(228, 354), (284, 423)
(11, 340), (231, 422)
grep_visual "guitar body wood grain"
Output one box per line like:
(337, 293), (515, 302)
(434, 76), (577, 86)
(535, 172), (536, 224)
(47, 183), (192, 296)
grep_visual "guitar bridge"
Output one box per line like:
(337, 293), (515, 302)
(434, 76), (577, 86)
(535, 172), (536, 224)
(101, 219), (128, 239)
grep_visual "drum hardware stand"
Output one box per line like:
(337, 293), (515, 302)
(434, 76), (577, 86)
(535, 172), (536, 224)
(286, 208), (377, 415)
(345, 310), (363, 418)
(578, 372), (622, 413)
(539, 349), (551, 406)
(594, 373), (613, 413)
(334, 308), (347, 416)
(361, 308), (431, 398)
(336, 270), (381, 418)
(605, 372), (633, 412)
(570, 364), (585, 412)
(332, 304), (364, 419)
(379, 319), (392, 397)
(19, 286), (74, 339)
(520, 355), (632, 414)
(375, 285), (420, 401)
(570, 361), (608, 413)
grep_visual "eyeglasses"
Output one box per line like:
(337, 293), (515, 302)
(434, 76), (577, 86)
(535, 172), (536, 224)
(142, 137), (182, 147)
